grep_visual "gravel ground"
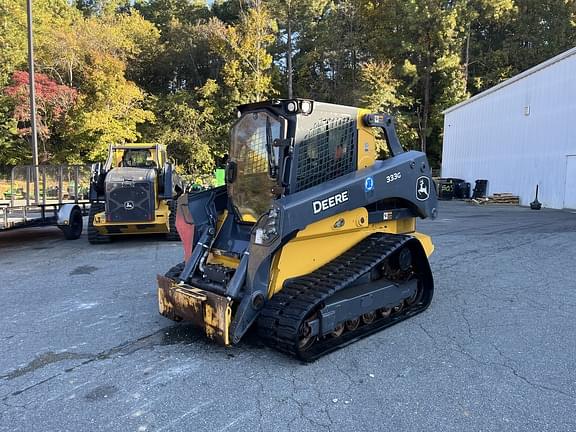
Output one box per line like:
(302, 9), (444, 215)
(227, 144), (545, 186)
(0, 200), (575, 432)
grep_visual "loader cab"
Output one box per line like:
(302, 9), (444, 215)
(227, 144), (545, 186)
(227, 110), (285, 222)
(119, 149), (155, 168)
(226, 99), (367, 224)
(104, 143), (166, 171)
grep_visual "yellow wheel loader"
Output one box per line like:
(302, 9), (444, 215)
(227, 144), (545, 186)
(158, 100), (437, 360)
(88, 143), (184, 244)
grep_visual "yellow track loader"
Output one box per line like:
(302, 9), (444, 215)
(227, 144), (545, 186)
(88, 143), (183, 243)
(158, 100), (437, 360)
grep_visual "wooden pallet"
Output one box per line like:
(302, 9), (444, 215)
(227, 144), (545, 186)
(468, 193), (520, 206)
(490, 193), (520, 205)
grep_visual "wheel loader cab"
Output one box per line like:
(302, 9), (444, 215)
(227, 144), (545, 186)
(88, 143), (183, 243)
(118, 149), (156, 169)
(158, 99), (438, 360)
(105, 144), (165, 171)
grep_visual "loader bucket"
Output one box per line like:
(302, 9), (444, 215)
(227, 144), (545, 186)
(157, 275), (232, 345)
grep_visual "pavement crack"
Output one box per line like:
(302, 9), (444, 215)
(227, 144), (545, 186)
(418, 323), (440, 346)
(327, 357), (355, 394)
(0, 326), (193, 400)
(491, 343), (575, 401)
(508, 367), (575, 400)
(246, 365), (266, 432)
(453, 342), (575, 401)
(1, 373), (62, 401)
(0, 352), (93, 380)
(288, 396), (332, 432)
(459, 309), (474, 340)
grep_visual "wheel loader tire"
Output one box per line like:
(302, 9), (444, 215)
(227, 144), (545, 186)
(88, 202), (111, 244)
(61, 206), (83, 240)
(165, 262), (185, 280)
(165, 200), (180, 241)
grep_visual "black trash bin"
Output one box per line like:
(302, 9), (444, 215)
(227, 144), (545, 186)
(472, 179), (488, 198)
(454, 181), (471, 199)
(437, 178), (459, 200)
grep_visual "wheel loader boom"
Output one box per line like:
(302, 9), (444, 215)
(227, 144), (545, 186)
(158, 99), (437, 359)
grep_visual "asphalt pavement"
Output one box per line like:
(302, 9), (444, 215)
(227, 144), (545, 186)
(0, 201), (575, 432)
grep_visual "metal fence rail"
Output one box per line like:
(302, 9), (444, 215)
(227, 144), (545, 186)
(1, 165), (91, 206)
(0, 164), (91, 231)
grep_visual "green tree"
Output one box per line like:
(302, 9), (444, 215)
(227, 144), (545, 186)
(1, 0), (574, 173)
(0, 0), (27, 88)
(134, 0), (214, 94)
(359, 60), (417, 152)
(292, 0), (368, 104)
(136, 1), (279, 175)
(39, 10), (160, 162)
(468, 0), (576, 93)
(459, 0), (516, 92)
(210, 1), (278, 105)
(153, 81), (225, 174)
(0, 0), (78, 164)
(267, 0), (329, 98)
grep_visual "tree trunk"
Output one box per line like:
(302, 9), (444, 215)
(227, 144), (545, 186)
(255, 1), (261, 101)
(287, 2), (293, 98)
(464, 22), (471, 93)
(421, 52), (431, 155)
(68, 62), (73, 86)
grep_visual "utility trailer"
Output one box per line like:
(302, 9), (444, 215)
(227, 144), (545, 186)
(0, 165), (90, 239)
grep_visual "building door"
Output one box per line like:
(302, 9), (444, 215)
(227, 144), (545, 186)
(565, 156), (576, 209)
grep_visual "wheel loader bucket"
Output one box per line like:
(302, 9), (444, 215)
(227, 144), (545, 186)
(157, 275), (232, 345)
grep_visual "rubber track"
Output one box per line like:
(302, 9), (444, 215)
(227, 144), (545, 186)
(257, 233), (430, 361)
(165, 200), (180, 241)
(87, 202), (111, 244)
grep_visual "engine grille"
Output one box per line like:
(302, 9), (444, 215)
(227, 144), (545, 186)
(295, 117), (356, 192)
(105, 181), (154, 222)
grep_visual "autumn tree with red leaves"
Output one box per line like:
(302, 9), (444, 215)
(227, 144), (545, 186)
(4, 71), (78, 161)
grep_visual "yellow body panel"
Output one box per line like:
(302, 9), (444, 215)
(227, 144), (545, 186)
(268, 209), (432, 297)
(207, 252), (240, 269)
(411, 231), (434, 256)
(206, 210), (242, 269)
(93, 200), (171, 235)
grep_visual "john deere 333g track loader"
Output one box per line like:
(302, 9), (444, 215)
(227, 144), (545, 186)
(88, 143), (183, 244)
(158, 100), (437, 360)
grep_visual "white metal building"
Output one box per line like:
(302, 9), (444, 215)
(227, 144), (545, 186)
(442, 46), (576, 209)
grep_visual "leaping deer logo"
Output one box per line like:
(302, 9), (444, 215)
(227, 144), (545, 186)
(416, 177), (430, 201)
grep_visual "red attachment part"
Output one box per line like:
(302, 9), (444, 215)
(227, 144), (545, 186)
(176, 208), (195, 261)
